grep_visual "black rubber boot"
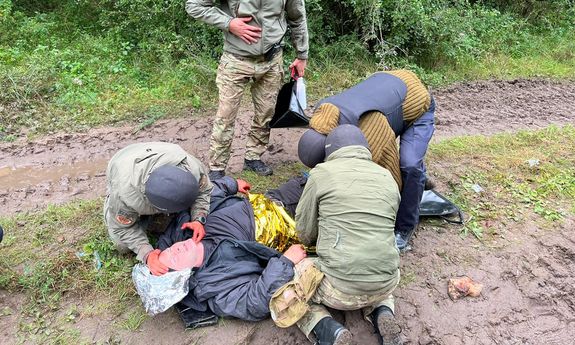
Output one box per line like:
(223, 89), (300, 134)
(370, 306), (402, 345)
(312, 317), (352, 345)
(243, 159), (273, 176)
(208, 170), (225, 181)
(0, 224), (3, 243)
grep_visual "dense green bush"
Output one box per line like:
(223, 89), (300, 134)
(0, 0), (573, 137)
(4, 0), (574, 67)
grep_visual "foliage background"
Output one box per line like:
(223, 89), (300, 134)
(0, 0), (574, 138)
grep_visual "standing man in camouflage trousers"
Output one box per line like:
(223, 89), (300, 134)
(186, 0), (309, 179)
(104, 142), (213, 276)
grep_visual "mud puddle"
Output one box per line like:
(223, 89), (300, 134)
(0, 159), (107, 190)
(1, 78), (575, 215)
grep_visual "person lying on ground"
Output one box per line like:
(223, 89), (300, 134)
(297, 69), (435, 251)
(282, 125), (402, 345)
(156, 175), (306, 322)
(104, 142), (213, 276)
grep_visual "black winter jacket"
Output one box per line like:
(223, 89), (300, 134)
(157, 176), (295, 321)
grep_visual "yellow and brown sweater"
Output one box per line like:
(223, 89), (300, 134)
(309, 70), (431, 189)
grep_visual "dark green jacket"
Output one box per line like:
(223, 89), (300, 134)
(186, 0), (309, 59)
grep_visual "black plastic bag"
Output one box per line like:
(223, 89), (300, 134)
(269, 77), (309, 128)
(419, 190), (464, 224)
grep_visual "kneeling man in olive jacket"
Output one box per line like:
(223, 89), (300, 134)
(294, 125), (402, 345)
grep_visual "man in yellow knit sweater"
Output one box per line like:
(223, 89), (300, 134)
(297, 70), (435, 251)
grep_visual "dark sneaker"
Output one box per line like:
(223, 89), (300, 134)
(313, 317), (352, 345)
(370, 306), (402, 345)
(0, 224), (3, 243)
(243, 159), (273, 176)
(208, 170), (225, 181)
(394, 233), (412, 253)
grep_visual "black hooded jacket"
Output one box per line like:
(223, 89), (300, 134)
(157, 176), (295, 321)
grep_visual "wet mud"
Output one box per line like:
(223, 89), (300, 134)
(397, 217), (575, 344)
(2, 78), (574, 216)
(4, 218), (572, 345)
(1, 78), (574, 344)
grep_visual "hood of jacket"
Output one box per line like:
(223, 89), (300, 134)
(325, 145), (372, 162)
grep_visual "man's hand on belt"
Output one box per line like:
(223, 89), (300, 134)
(229, 17), (261, 44)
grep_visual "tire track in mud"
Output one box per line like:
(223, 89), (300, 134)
(1, 78), (575, 215)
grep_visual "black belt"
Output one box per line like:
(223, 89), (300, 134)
(230, 43), (283, 62)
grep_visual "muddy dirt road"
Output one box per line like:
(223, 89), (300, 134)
(1, 78), (574, 344)
(1, 79), (574, 216)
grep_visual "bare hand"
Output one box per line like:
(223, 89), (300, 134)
(289, 59), (307, 77)
(229, 17), (261, 44)
(283, 244), (307, 264)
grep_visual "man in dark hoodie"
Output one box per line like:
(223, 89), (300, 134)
(156, 176), (306, 322)
(299, 70), (435, 251)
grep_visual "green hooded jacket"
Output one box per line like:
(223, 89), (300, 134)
(186, 0), (309, 60)
(104, 142), (213, 262)
(295, 146), (400, 291)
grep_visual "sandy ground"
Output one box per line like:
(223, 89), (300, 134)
(1, 78), (575, 344)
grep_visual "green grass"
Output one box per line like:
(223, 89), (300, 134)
(118, 309), (148, 331)
(237, 162), (308, 194)
(429, 32), (575, 84)
(1, 7), (574, 140)
(427, 125), (575, 240)
(0, 199), (137, 342)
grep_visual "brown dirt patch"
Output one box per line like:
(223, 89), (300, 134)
(1, 78), (575, 215)
(1, 78), (575, 344)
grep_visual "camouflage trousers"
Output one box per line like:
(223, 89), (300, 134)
(209, 51), (284, 171)
(296, 258), (399, 340)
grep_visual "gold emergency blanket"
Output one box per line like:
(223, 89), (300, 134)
(249, 193), (302, 252)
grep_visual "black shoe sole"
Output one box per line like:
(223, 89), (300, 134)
(377, 314), (402, 345)
(333, 329), (352, 345)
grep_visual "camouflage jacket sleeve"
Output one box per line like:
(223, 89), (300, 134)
(182, 155), (213, 221)
(105, 194), (154, 262)
(186, 0), (234, 32)
(286, 0), (309, 60)
(294, 175), (319, 247)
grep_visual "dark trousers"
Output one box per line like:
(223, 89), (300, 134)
(395, 98), (436, 234)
